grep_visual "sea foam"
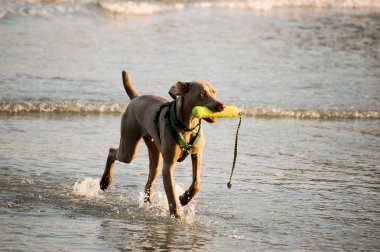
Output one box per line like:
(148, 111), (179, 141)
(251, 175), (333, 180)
(192, 0), (380, 11)
(98, 1), (184, 15)
(239, 106), (380, 120)
(97, 0), (380, 15)
(0, 99), (125, 114)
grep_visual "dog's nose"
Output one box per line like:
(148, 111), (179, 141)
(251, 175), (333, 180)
(216, 103), (225, 112)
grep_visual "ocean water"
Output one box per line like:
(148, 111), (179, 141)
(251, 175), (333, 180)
(1, 0), (379, 251)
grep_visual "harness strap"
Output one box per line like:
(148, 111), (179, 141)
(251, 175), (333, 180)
(154, 101), (202, 162)
(154, 102), (172, 142)
(164, 109), (201, 162)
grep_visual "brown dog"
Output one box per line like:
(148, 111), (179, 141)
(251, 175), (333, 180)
(100, 70), (224, 218)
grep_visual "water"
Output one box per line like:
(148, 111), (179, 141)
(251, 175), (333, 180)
(1, 0), (379, 251)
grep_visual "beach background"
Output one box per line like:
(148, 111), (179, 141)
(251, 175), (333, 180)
(1, 0), (379, 251)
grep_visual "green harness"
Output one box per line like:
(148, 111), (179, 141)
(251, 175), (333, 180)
(154, 101), (202, 162)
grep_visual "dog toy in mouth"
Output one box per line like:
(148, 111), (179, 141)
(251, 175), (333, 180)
(192, 105), (239, 118)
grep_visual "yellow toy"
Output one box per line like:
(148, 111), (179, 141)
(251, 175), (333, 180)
(192, 105), (239, 118)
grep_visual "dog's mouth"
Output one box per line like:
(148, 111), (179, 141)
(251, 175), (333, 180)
(204, 117), (217, 124)
(202, 102), (224, 124)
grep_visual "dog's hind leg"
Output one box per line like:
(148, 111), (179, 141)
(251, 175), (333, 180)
(100, 137), (140, 191)
(100, 121), (142, 191)
(143, 136), (162, 204)
(179, 153), (202, 206)
(100, 148), (118, 191)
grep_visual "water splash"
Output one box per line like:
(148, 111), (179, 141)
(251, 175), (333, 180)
(73, 177), (102, 198)
(229, 229), (245, 240)
(138, 184), (197, 223)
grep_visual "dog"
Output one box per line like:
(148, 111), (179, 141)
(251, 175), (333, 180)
(100, 70), (225, 218)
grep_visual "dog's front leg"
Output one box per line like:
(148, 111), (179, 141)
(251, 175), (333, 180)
(179, 152), (202, 206)
(162, 160), (181, 218)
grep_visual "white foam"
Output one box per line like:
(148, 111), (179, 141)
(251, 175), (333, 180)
(0, 100), (125, 114)
(73, 177), (102, 198)
(97, 0), (380, 14)
(239, 106), (380, 120)
(229, 229), (245, 240)
(21, 178), (34, 184)
(193, 0), (380, 10)
(98, 1), (184, 16)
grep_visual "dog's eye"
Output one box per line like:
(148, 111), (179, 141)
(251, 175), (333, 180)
(200, 91), (207, 97)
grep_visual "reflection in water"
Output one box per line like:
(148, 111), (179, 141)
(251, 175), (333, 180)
(99, 217), (211, 251)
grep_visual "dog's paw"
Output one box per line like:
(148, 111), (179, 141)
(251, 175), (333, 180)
(144, 194), (152, 204)
(179, 194), (189, 206)
(99, 180), (109, 191)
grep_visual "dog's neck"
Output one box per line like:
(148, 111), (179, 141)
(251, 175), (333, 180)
(175, 97), (200, 131)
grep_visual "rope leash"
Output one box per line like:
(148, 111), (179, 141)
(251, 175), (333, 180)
(227, 113), (242, 189)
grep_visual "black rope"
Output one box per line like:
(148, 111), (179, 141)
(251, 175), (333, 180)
(227, 113), (242, 189)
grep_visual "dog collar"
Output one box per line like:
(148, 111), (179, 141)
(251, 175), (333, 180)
(171, 100), (200, 132)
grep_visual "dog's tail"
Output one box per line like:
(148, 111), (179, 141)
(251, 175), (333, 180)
(122, 70), (139, 100)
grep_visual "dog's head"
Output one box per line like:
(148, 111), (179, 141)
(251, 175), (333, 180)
(169, 80), (225, 123)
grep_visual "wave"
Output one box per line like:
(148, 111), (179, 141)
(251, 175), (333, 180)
(97, 1), (184, 15)
(0, 1), (87, 18)
(1, 0), (379, 19)
(0, 99), (126, 114)
(239, 106), (380, 120)
(1, 99), (379, 120)
(96, 0), (380, 15)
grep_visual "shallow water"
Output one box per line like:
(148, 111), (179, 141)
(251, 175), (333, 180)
(1, 0), (380, 251)
(1, 114), (379, 251)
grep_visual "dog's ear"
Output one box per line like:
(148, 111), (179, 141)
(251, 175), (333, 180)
(169, 81), (189, 99)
